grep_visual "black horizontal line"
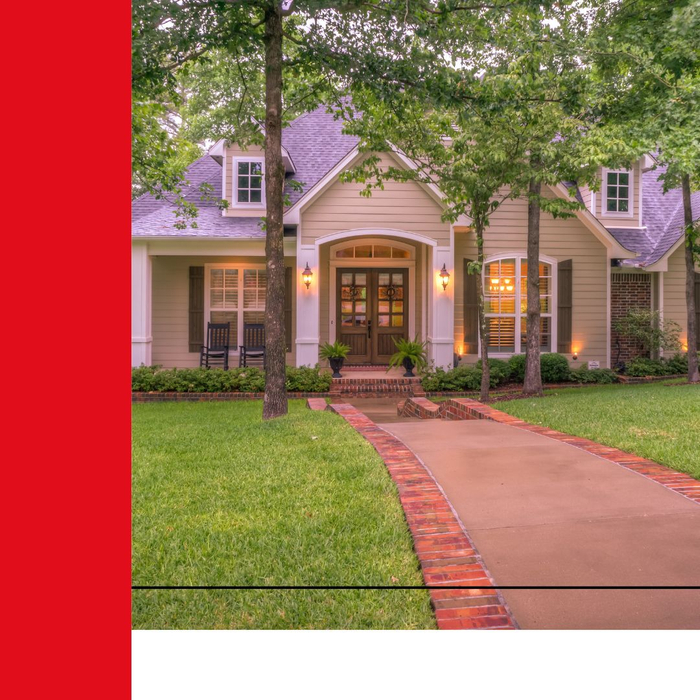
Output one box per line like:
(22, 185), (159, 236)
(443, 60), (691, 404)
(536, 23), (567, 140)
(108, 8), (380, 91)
(132, 585), (700, 591)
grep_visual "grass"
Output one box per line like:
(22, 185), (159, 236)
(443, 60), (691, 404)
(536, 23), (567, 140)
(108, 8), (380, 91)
(497, 382), (700, 480)
(132, 400), (435, 629)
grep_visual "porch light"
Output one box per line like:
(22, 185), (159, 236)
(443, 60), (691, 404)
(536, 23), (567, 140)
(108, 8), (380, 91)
(572, 349), (578, 360)
(302, 263), (313, 289)
(439, 264), (450, 290)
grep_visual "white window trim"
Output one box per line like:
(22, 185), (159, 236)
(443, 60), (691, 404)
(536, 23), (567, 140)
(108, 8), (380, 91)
(601, 168), (634, 218)
(330, 237), (416, 260)
(204, 262), (267, 354)
(479, 253), (558, 358)
(232, 157), (265, 208)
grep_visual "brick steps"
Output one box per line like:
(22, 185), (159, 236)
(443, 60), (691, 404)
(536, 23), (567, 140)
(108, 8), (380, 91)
(330, 376), (425, 398)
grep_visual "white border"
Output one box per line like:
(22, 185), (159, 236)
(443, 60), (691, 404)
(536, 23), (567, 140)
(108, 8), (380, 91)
(601, 168), (634, 219)
(232, 157), (265, 208)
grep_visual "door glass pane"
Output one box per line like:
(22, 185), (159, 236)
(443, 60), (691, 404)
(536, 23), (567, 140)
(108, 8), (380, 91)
(378, 315), (390, 327)
(355, 315), (366, 326)
(355, 273), (366, 285)
(378, 301), (390, 313)
(378, 273), (390, 286)
(341, 273), (352, 285)
(392, 273), (404, 285)
(341, 301), (353, 314)
(355, 302), (366, 313)
(391, 315), (404, 327)
(341, 315), (353, 326)
(392, 301), (403, 313)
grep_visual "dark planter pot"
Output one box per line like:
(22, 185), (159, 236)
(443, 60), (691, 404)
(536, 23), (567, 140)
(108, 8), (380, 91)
(402, 357), (415, 378)
(329, 357), (345, 378)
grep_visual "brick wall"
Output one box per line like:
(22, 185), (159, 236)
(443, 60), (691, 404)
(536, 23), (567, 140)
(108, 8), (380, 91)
(611, 272), (652, 365)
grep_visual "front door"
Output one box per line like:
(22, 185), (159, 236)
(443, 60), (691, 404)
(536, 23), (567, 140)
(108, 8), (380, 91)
(337, 268), (409, 364)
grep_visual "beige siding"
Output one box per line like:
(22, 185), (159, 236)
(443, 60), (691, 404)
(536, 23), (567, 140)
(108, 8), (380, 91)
(454, 189), (610, 367)
(594, 160), (642, 228)
(152, 255), (296, 368)
(224, 144), (266, 218)
(578, 184), (592, 212)
(663, 244), (700, 348)
(301, 152), (450, 245)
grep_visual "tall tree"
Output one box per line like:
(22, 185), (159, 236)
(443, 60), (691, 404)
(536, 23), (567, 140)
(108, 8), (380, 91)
(590, 0), (700, 383)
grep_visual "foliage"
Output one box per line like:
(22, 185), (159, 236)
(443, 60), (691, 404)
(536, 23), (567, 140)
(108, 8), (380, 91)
(506, 354), (528, 384)
(319, 341), (351, 360)
(613, 309), (682, 356)
(388, 336), (428, 373)
(569, 366), (619, 384)
(132, 400), (435, 628)
(131, 365), (331, 393)
(475, 359), (512, 386)
(539, 353), (574, 383)
(498, 383), (700, 481)
(422, 362), (509, 392)
(626, 355), (690, 377)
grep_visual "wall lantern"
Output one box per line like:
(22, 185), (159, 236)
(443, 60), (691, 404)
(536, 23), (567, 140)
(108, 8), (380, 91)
(302, 263), (313, 289)
(439, 264), (450, 291)
(572, 349), (578, 361)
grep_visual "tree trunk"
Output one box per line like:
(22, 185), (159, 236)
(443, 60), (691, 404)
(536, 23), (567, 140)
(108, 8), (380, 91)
(262, 4), (288, 419)
(681, 174), (699, 383)
(475, 222), (490, 402)
(523, 173), (543, 396)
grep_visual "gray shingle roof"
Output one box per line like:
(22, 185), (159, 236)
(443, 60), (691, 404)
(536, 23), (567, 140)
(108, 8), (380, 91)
(608, 167), (700, 266)
(132, 106), (358, 238)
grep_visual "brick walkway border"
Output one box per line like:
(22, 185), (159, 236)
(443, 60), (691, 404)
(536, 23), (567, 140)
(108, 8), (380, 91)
(132, 391), (331, 403)
(400, 397), (700, 506)
(308, 397), (518, 630)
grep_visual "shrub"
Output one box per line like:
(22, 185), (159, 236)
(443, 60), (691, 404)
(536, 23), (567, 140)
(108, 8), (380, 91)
(131, 366), (330, 393)
(507, 354), (527, 383)
(613, 309), (681, 356)
(569, 366), (619, 384)
(626, 357), (667, 377)
(476, 358), (512, 385)
(507, 352), (571, 384)
(539, 353), (572, 383)
(663, 353), (688, 375)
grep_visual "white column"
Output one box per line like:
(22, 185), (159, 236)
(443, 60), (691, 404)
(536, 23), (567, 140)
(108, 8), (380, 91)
(428, 245), (455, 369)
(295, 244), (320, 367)
(132, 241), (153, 367)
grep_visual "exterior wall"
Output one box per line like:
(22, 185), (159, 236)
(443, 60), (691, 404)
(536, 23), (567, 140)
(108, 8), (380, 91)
(454, 187), (610, 367)
(300, 152), (451, 246)
(610, 271), (652, 364)
(663, 243), (700, 350)
(593, 160), (642, 228)
(152, 255), (296, 368)
(223, 144), (266, 218)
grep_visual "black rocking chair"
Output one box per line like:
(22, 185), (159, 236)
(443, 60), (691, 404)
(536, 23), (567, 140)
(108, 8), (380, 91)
(239, 323), (266, 368)
(200, 322), (231, 370)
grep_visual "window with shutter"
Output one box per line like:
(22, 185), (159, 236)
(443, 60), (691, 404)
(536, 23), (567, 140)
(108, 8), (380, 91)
(205, 265), (266, 353)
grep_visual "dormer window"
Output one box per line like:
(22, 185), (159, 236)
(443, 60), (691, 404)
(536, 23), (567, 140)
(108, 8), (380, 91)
(234, 158), (264, 206)
(603, 169), (633, 216)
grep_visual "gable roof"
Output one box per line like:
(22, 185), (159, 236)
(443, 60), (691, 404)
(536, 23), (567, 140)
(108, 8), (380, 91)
(608, 166), (700, 267)
(132, 106), (358, 238)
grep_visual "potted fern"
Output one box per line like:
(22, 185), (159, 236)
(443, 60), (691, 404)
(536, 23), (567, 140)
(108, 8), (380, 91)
(388, 336), (428, 377)
(319, 341), (352, 378)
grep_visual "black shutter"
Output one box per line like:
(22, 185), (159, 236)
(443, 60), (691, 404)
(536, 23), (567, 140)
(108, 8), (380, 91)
(188, 266), (204, 352)
(557, 259), (573, 354)
(463, 258), (478, 354)
(285, 266), (293, 352)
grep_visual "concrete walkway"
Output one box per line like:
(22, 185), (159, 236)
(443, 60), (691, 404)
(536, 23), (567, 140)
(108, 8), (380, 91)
(347, 399), (700, 629)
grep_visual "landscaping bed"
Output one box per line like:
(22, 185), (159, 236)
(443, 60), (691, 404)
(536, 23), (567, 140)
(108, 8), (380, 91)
(496, 382), (700, 481)
(132, 400), (435, 629)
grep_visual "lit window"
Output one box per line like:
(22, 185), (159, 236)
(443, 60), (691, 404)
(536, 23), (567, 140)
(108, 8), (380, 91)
(334, 244), (412, 259)
(235, 160), (264, 205)
(484, 256), (554, 354)
(604, 170), (630, 214)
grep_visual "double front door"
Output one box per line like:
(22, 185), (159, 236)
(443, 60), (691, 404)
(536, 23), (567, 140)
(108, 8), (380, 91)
(336, 268), (409, 364)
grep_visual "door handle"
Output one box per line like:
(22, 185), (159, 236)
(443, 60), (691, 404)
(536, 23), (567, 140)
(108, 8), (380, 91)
(368, 319), (372, 339)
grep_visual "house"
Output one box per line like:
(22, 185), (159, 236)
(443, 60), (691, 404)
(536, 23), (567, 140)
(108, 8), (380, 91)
(131, 106), (700, 370)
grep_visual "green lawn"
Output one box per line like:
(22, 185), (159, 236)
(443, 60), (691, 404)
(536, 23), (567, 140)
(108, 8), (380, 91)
(498, 382), (700, 480)
(132, 400), (435, 629)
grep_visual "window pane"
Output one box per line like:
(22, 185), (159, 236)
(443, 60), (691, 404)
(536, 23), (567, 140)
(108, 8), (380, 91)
(607, 185), (617, 197)
(619, 172), (628, 185)
(607, 172), (616, 184)
(355, 245), (372, 258)
(238, 162), (249, 175)
(341, 315), (353, 326)
(238, 176), (249, 188)
(607, 199), (617, 211)
(211, 269), (223, 288)
(378, 273), (390, 286)
(618, 186), (628, 199)
(250, 176), (262, 189)
(392, 273), (404, 285)
(391, 314), (404, 327)
(355, 315), (366, 326)
(619, 200), (628, 212)
(378, 301), (390, 313)
(341, 301), (353, 314)
(238, 189), (249, 203)
(250, 190), (262, 203)
(378, 315), (390, 327)
(392, 301), (403, 313)
(392, 247), (410, 258)
(521, 316), (551, 351)
(487, 317), (515, 353)
(341, 273), (352, 285)
(336, 248), (353, 258)
(225, 289), (238, 307)
(225, 269), (238, 287)
(374, 245), (391, 258)
(355, 302), (366, 314)
(355, 273), (366, 285)
(210, 289), (224, 308)
(251, 162), (262, 175)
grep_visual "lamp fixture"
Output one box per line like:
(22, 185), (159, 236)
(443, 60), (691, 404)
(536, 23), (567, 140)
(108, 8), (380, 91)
(439, 264), (450, 290)
(302, 263), (313, 289)
(572, 350), (578, 360)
